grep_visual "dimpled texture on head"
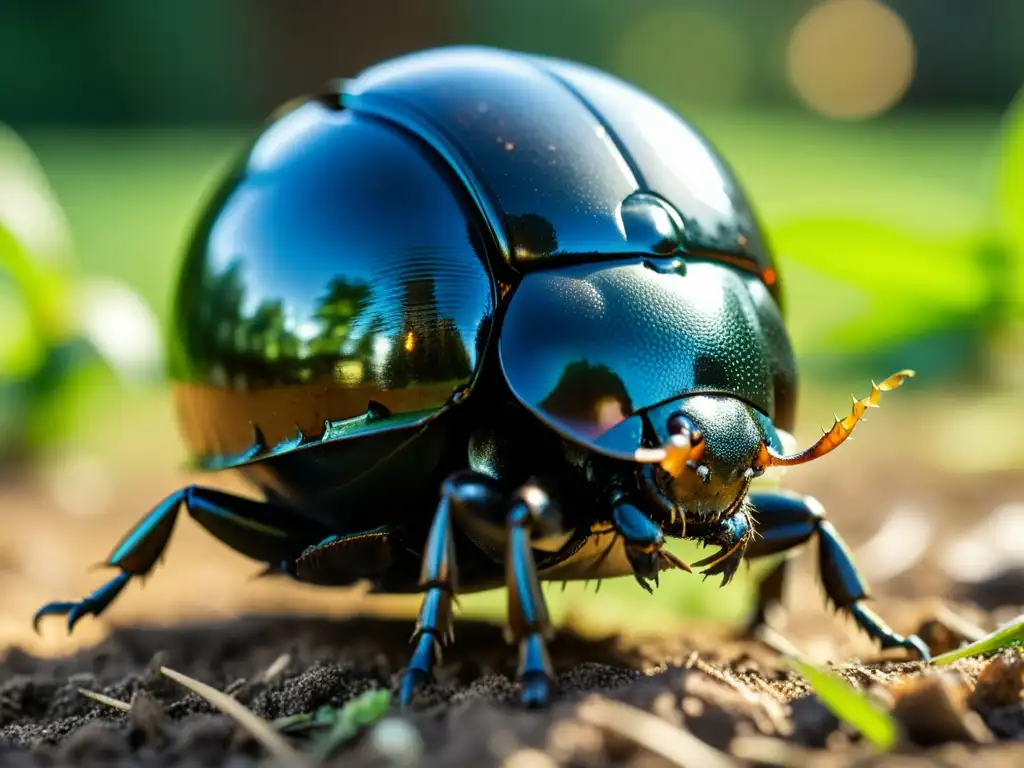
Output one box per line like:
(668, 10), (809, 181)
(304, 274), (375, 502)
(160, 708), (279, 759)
(670, 395), (764, 469)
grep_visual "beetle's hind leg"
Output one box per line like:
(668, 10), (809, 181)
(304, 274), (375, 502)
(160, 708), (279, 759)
(32, 486), (329, 633)
(742, 489), (930, 659)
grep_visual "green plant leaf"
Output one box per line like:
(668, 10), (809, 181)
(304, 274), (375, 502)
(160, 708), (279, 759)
(996, 89), (1024, 314)
(772, 217), (989, 309)
(770, 217), (1017, 353)
(308, 688), (392, 760)
(789, 658), (899, 751)
(932, 616), (1024, 665)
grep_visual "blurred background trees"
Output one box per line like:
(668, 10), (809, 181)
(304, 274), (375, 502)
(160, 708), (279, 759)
(3, 0), (1023, 125)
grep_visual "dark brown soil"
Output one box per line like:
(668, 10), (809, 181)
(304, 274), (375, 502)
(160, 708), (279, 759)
(1, 613), (1023, 767)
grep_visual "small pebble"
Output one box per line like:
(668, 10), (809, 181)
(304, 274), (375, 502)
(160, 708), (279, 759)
(547, 720), (605, 762)
(368, 717), (424, 766)
(891, 672), (994, 745)
(916, 618), (973, 656)
(58, 721), (128, 763)
(681, 696), (705, 718)
(970, 651), (1024, 710)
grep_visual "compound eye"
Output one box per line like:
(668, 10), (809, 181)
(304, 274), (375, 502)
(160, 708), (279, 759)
(666, 413), (701, 444)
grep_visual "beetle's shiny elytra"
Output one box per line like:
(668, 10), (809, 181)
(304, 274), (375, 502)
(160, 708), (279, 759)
(170, 46), (790, 473)
(35, 47), (929, 707)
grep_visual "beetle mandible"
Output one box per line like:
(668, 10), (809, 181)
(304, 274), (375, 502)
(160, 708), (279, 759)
(34, 47), (930, 706)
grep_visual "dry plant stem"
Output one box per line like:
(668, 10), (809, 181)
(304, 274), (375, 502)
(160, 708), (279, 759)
(262, 652), (292, 682)
(77, 688), (131, 713)
(160, 666), (314, 768)
(575, 695), (738, 768)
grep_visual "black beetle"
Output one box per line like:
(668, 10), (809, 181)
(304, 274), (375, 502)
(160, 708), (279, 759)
(34, 46), (930, 706)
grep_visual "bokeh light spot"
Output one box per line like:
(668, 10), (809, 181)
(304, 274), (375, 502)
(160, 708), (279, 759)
(787, 0), (916, 120)
(615, 8), (748, 106)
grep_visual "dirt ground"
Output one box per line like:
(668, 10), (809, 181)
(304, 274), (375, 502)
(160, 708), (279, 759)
(0, 394), (1023, 766)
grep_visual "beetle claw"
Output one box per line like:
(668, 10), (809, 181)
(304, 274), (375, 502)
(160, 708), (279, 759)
(33, 597), (104, 635)
(67, 604), (92, 634)
(634, 573), (654, 594)
(692, 538), (747, 588)
(902, 634), (931, 661)
(32, 602), (77, 634)
(658, 547), (692, 574)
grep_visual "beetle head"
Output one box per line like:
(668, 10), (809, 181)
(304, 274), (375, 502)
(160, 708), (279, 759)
(637, 395), (777, 524)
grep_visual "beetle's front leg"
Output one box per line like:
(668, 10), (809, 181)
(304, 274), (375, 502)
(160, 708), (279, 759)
(608, 490), (691, 592)
(505, 480), (563, 706)
(685, 507), (755, 587)
(401, 472), (565, 707)
(744, 489), (930, 659)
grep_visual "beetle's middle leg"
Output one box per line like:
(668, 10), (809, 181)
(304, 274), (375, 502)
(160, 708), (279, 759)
(401, 470), (500, 705)
(743, 489), (930, 659)
(33, 486), (330, 632)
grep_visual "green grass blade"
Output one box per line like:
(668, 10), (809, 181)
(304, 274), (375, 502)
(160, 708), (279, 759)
(932, 616), (1024, 665)
(789, 659), (899, 751)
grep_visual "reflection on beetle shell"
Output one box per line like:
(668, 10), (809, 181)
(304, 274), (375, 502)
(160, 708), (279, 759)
(505, 213), (558, 261)
(188, 256), (474, 392)
(537, 361), (634, 440)
(170, 101), (495, 459)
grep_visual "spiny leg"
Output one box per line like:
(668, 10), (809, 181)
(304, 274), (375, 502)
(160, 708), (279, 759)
(743, 489), (929, 659)
(608, 491), (691, 592)
(33, 486), (328, 632)
(401, 471), (503, 705)
(505, 480), (564, 707)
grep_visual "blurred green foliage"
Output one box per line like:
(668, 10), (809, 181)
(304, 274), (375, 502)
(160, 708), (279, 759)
(0, 126), (163, 458)
(998, 90), (1024, 289)
(769, 96), (1023, 384)
(772, 219), (1015, 382)
(0, 126), (104, 457)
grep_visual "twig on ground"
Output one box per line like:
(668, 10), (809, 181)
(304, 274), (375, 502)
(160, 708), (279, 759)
(730, 735), (815, 767)
(160, 666), (314, 767)
(576, 696), (738, 768)
(262, 652), (292, 682)
(77, 688), (131, 713)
